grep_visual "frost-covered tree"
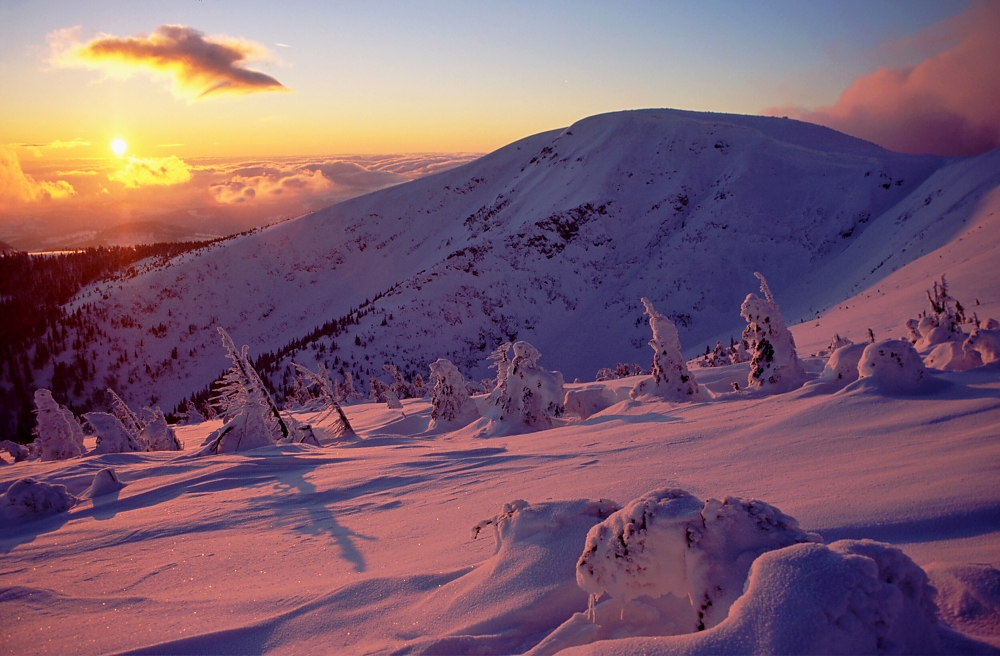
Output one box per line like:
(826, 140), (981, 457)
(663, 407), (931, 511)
(412, 374), (428, 398)
(428, 358), (480, 431)
(339, 371), (364, 403)
(292, 362), (355, 439)
(139, 408), (182, 451)
(106, 388), (142, 441)
(483, 341), (565, 435)
(740, 272), (805, 391)
(486, 342), (513, 395)
(369, 376), (390, 403)
(908, 275), (970, 351)
(1, 477), (76, 523)
(85, 412), (145, 454)
(383, 364), (414, 400)
(0, 440), (29, 463)
(200, 327), (291, 454)
(31, 389), (86, 461)
(630, 298), (701, 401)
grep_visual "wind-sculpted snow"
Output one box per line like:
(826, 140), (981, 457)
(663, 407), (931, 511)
(59, 108), (961, 413)
(1, 477), (76, 523)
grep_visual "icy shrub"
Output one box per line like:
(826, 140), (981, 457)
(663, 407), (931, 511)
(858, 339), (928, 391)
(575, 488), (819, 633)
(964, 327), (1000, 365)
(106, 388), (142, 441)
(924, 341), (983, 371)
(630, 298), (701, 402)
(1, 477), (76, 523)
(84, 468), (125, 498)
(428, 358), (480, 431)
(383, 364), (415, 399)
(695, 338), (749, 368)
(908, 275), (971, 351)
(199, 327), (292, 454)
(31, 389), (86, 461)
(139, 408), (183, 451)
(85, 412), (145, 454)
(818, 343), (867, 384)
(740, 272), (806, 392)
(292, 362), (355, 440)
(368, 376), (390, 404)
(482, 341), (565, 435)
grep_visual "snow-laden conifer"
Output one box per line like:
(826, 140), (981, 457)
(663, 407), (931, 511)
(428, 358), (480, 431)
(383, 364), (414, 400)
(482, 341), (565, 435)
(31, 389), (86, 461)
(86, 412), (145, 454)
(630, 298), (701, 401)
(139, 408), (182, 451)
(199, 327), (291, 454)
(106, 388), (143, 442)
(740, 272), (805, 391)
(292, 362), (356, 440)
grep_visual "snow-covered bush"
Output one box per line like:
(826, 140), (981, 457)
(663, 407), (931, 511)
(84, 468), (125, 498)
(858, 339), (928, 391)
(85, 412), (145, 454)
(368, 376), (390, 403)
(1, 477), (76, 523)
(563, 386), (619, 420)
(924, 340), (983, 371)
(199, 327), (292, 454)
(292, 362), (355, 440)
(575, 487), (819, 634)
(482, 341), (565, 435)
(630, 298), (701, 401)
(139, 408), (182, 451)
(818, 342), (867, 384)
(383, 364), (415, 399)
(740, 272), (806, 391)
(907, 275), (972, 351)
(964, 327), (1000, 364)
(428, 358), (480, 431)
(31, 389), (86, 461)
(596, 363), (643, 380)
(0, 440), (29, 463)
(107, 388), (143, 441)
(695, 338), (749, 368)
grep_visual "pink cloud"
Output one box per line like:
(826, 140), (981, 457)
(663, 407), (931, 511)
(768, 3), (1000, 156)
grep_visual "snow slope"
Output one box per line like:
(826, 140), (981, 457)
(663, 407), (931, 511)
(2, 358), (999, 653)
(57, 108), (971, 414)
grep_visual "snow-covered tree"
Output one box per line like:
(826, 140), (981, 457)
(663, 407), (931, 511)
(383, 364), (414, 400)
(0, 440), (29, 463)
(483, 341), (565, 435)
(292, 362), (356, 440)
(630, 298), (701, 401)
(369, 376), (390, 403)
(106, 388), (142, 441)
(31, 389), (86, 461)
(908, 275), (970, 351)
(139, 408), (182, 451)
(964, 327), (1000, 364)
(200, 327), (291, 454)
(412, 374), (428, 398)
(177, 401), (205, 426)
(740, 272), (805, 391)
(85, 412), (145, 454)
(1, 477), (76, 522)
(485, 342), (514, 395)
(428, 358), (480, 431)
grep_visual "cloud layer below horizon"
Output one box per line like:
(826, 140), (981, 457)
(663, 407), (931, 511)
(51, 24), (286, 99)
(768, 3), (1000, 157)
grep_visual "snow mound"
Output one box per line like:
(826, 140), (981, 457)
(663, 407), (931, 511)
(820, 342), (869, 385)
(395, 498), (621, 654)
(575, 488), (820, 633)
(139, 408), (182, 451)
(964, 328), (1000, 365)
(1, 477), (76, 523)
(857, 339), (929, 392)
(564, 386), (620, 420)
(554, 540), (941, 656)
(924, 341), (983, 372)
(927, 562), (1000, 641)
(83, 468), (125, 499)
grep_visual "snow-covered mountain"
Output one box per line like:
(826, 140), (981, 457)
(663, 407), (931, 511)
(61, 109), (1000, 412)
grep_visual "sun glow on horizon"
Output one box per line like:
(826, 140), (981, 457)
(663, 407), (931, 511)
(111, 139), (127, 156)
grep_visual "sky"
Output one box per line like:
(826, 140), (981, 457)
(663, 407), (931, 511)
(1, 0), (997, 249)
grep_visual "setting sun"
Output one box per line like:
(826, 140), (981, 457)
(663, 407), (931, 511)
(111, 138), (127, 156)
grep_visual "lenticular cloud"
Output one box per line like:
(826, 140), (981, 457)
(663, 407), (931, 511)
(52, 24), (286, 100)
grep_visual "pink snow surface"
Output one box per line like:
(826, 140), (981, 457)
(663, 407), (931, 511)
(2, 354), (999, 653)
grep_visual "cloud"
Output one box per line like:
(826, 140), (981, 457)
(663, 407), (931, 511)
(767, 3), (1000, 157)
(209, 168), (330, 204)
(0, 146), (76, 202)
(51, 24), (286, 99)
(108, 156), (192, 188)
